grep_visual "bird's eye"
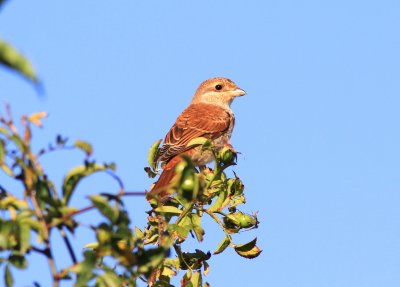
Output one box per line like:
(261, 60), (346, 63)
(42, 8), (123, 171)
(215, 84), (223, 90)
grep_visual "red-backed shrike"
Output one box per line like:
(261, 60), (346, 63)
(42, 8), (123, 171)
(151, 77), (245, 194)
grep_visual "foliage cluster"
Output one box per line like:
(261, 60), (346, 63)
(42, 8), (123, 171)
(0, 110), (260, 286)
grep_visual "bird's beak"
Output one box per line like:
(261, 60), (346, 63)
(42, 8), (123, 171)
(231, 88), (246, 97)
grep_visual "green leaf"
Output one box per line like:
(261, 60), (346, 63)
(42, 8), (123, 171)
(135, 227), (144, 240)
(154, 206), (182, 215)
(228, 177), (245, 196)
(181, 270), (192, 287)
(74, 139), (93, 157)
(137, 247), (167, 274)
(83, 242), (99, 249)
(62, 164), (111, 204)
(161, 265), (176, 277)
(190, 271), (202, 287)
(70, 250), (96, 274)
(208, 188), (228, 212)
(164, 257), (180, 270)
(225, 214), (241, 226)
(214, 236), (231, 255)
(0, 139), (5, 163)
(144, 166), (157, 178)
(148, 139), (162, 171)
(0, 163), (14, 176)
(74, 271), (95, 287)
(0, 38), (40, 86)
(9, 135), (25, 153)
(96, 271), (121, 287)
(203, 261), (210, 276)
(234, 238), (262, 259)
(168, 224), (189, 241)
(89, 195), (118, 223)
(21, 218), (45, 243)
(0, 195), (28, 210)
(186, 137), (210, 148)
(4, 264), (13, 287)
(0, 127), (9, 135)
(0, 220), (13, 249)
(190, 214), (204, 242)
(18, 222), (30, 254)
(8, 255), (27, 269)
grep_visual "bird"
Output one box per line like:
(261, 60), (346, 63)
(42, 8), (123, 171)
(150, 77), (245, 196)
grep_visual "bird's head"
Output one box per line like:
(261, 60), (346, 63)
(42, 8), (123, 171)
(192, 77), (246, 108)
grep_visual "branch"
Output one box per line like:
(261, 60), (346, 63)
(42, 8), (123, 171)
(49, 191), (146, 228)
(58, 227), (77, 264)
(28, 191), (59, 287)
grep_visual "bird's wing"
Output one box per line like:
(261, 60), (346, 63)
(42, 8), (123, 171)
(157, 103), (233, 162)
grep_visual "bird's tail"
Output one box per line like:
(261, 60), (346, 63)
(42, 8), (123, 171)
(150, 156), (181, 198)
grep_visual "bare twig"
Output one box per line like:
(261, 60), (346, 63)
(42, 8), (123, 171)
(50, 191), (146, 227)
(106, 170), (125, 195)
(58, 227), (77, 264)
(5, 104), (18, 133)
(123, 191), (146, 196)
(28, 192), (59, 287)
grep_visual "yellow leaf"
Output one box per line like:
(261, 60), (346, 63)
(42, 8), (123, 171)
(28, 112), (48, 127)
(83, 242), (99, 249)
(234, 238), (262, 259)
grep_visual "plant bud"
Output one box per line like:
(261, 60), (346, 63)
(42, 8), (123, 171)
(181, 177), (194, 192)
(228, 212), (257, 229)
(219, 147), (235, 164)
(236, 212), (257, 228)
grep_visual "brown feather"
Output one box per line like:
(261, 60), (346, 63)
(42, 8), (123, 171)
(151, 149), (198, 197)
(157, 103), (233, 163)
(150, 156), (181, 197)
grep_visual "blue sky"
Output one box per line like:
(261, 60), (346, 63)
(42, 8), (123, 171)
(1, 0), (400, 286)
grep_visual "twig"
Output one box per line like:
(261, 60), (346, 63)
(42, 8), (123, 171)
(173, 244), (192, 271)
(205, 209), (232, 238)
(5, 104), (18, 134)
(28, 191), (59, 287)
(106, 170), (125, 195)
(31, 245), (46, 254)
(175, 203), (194, 225)
(58, 227), (77, 264)
(123, 191), (146, 196)
(51, 191), (146, 227)
(36, 145), (75, 158)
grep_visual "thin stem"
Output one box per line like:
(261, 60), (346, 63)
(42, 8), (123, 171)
(31, 245), (46, 254)
(48, 205), (94, 228)
(28, 192), (59, 286)
(175, 203), (194, 225)
(36, 145), (75, 158)
(58, 227), (77, 264)
(5, 104), (18, 134)
(123, 191), (146, 196)
(50, 191), (146, 227)
(205, 209), (232, 238)
(205, 150), (220, 190)
(106, 170), (125, 195)
(173, 244), (192, 271)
